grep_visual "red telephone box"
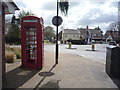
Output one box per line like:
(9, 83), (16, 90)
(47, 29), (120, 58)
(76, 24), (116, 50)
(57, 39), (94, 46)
(21, 16), (44, 69)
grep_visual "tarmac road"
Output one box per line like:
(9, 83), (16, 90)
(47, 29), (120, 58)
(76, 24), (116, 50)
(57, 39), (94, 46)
(44, 44), (108, 64)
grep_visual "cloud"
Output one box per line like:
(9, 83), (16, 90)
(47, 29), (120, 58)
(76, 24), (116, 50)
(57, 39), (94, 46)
(75, 2), (118, 27)
(78, 9), (117, 25)
(14, 0), (119, 33)
(14, 1), (26, 8)
(111, 2), (118, 8)
(43, 13), (55, 25)
(41, 2), (56, 11)
(69, 1), (80, 7)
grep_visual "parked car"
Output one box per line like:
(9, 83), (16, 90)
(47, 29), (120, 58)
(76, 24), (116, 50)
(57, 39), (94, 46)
(109, 41), (117, 46)
(92, 40), (95, 44)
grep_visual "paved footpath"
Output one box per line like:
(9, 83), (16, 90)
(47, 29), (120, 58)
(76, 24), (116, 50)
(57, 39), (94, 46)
(3, 51), (118, 89)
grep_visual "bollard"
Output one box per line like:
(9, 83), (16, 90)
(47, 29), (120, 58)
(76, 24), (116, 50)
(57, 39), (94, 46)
(92, 44), (95, 51)
(68, 42), (72, 49)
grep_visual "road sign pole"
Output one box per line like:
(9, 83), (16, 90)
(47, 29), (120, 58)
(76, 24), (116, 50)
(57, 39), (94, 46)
(56, 0), (59, 64)
(118, 2), (120, 46)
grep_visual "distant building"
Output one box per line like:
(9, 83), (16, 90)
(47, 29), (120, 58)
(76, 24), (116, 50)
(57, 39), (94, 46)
(62, 29), (80, 43)
(78, 26), (103, 44)
(103, 30), (120, 42)
(61, 26), (103, 44)
(78, 26), (92, 44)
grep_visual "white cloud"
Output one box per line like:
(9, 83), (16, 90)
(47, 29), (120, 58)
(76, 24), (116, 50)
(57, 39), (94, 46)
(13, 0), (118, 33)
(89, 13), (100, 20)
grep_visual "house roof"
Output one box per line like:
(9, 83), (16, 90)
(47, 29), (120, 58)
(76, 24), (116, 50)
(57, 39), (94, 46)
(104, 30), (119, 39)
(79, 28), (102, 36)
(78, 29), (86, 36)
(89, 29), (102, 35)
(103, 31), (110, 39)
(63, 29), (80, 34)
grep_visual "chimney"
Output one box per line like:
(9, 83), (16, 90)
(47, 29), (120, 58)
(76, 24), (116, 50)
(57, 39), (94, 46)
(86, 25), (89, 30)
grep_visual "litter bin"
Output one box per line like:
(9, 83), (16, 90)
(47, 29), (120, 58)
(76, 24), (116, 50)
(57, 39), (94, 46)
(106, 46), (120, 78)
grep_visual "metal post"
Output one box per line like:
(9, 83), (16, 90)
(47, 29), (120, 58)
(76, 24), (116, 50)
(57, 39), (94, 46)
(56, 0), (59, 64)
(118, 1), (120, 46)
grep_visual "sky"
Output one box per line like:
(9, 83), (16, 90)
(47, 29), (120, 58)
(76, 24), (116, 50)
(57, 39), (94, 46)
(6, 0), (119, 34)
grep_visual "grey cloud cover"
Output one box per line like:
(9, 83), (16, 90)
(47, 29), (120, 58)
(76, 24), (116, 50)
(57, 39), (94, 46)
(13, 0), (119, 33)
(41, 2), (56, 11)
(77, 2), (118, 26)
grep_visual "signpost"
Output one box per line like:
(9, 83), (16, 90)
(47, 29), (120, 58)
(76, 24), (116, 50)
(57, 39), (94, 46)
(118, 1), (120, 46)
(52, 16), (63, 64)
(52, 0), (63, 64)
(52, 16), (63, 26)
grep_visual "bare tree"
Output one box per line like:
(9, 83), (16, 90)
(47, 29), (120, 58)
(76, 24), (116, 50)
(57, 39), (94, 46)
(107, 22), (118, 41)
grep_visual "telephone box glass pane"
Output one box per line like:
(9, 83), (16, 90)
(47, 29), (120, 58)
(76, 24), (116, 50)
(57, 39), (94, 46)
(25, 27), (37, 63)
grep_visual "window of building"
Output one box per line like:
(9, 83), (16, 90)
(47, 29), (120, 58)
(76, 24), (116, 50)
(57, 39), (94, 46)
(65, 35), (67, 37)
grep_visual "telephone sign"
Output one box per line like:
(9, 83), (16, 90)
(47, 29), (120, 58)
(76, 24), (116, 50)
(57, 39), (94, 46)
(23, 20), (38, 22)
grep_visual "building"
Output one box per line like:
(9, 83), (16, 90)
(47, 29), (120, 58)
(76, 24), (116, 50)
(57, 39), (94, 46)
(62, 29), (80, 43)
(61, 26), (103, 44)
(104, 30), (120, 42)
(78, 26), (103, 44)
(0, 1), (19, 89)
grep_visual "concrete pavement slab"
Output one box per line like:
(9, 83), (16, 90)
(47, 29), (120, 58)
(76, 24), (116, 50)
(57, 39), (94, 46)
(3, 51), (118, 89)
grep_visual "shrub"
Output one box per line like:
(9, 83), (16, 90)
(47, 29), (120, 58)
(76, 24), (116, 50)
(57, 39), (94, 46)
(5, 44), (12, 51)
(13, 47), (21, 59)
(5, 51), (16, 63)
(44, 40), (48, 43)
(5, 45), (21, 62)
(16, 51), (21, 59)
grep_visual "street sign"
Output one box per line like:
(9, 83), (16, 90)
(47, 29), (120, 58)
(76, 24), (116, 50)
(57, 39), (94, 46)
(52, 16), (63, 26)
